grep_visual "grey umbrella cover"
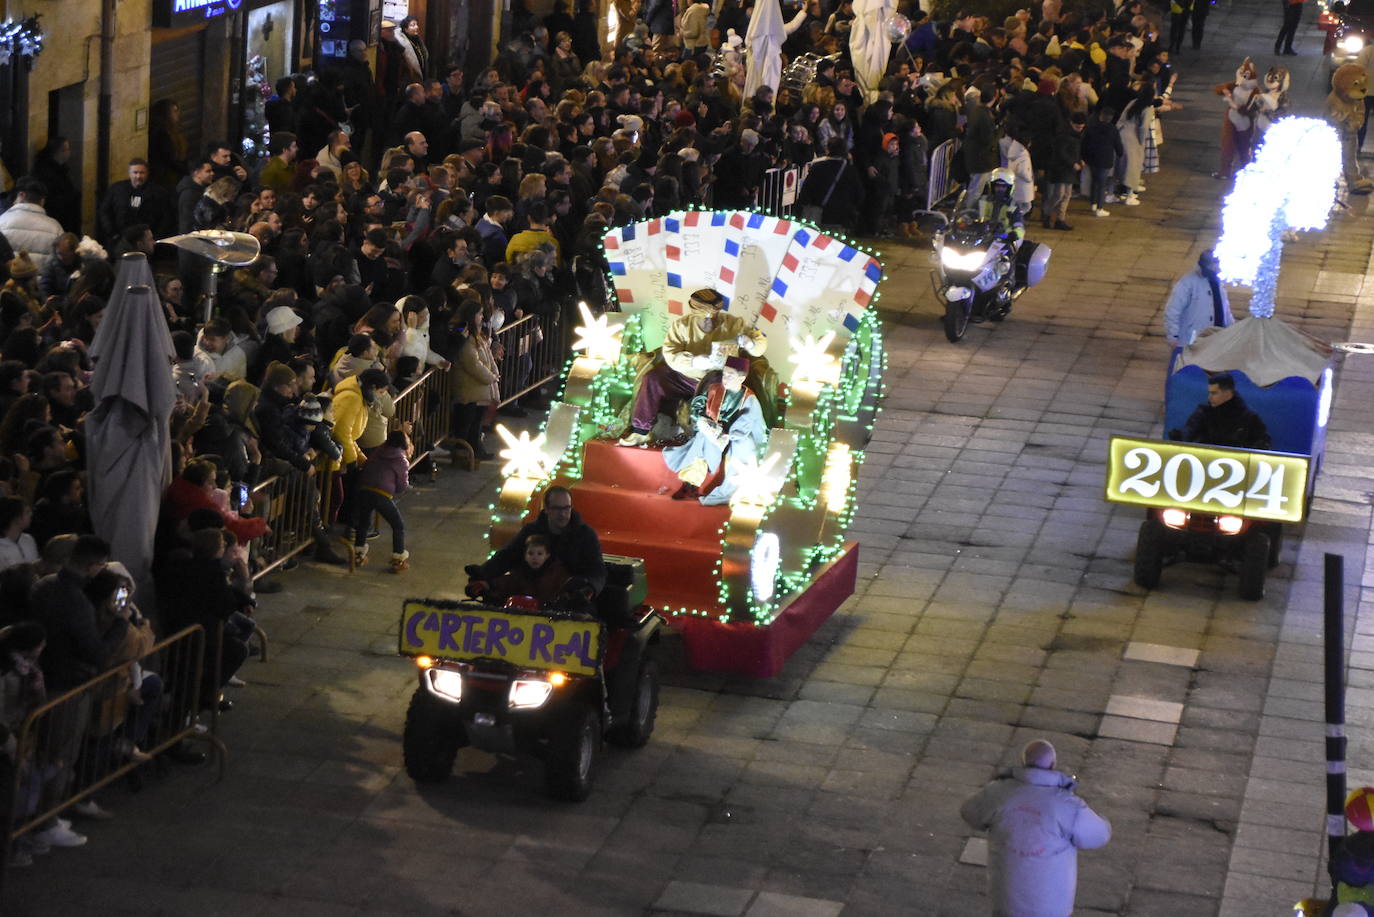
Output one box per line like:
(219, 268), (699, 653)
(85, 253), (178, 595)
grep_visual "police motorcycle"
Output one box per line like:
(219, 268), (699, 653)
(915, 169), (1052, 343)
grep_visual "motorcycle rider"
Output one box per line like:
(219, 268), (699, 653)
(976, 168), (1025, 242)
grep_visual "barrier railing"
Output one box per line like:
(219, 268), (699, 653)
(250, 466), (331, 581)
(0, 624), (225, 890)
(758, 166), (804, 217)
(928, 138), (962, 209)
(392, 364), (457, 470)
(491, 311), (568, 407)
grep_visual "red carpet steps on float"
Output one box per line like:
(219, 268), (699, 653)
(559, 440), (857, 677)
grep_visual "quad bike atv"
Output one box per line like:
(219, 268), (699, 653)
(399, 557), (661, 801)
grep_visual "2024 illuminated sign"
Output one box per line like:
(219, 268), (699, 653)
(1105, 436), (1309, 523)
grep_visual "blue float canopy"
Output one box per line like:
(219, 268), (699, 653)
(1166, 316), (1334, 462)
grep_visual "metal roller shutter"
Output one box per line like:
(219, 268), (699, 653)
(150, 29), (206, 160)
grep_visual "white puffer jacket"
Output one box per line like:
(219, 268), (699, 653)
(0, 203), (63, 268)
(961, 767), (1112, 917)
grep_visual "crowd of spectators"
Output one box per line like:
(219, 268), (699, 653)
(0, 0), (1190, 868)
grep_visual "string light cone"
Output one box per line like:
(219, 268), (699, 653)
(1215, 117), (1341, 318)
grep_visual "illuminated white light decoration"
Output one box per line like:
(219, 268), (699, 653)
(570, 300), (625, 364)
(1215, 117), (1341, 318)
(729, 451), (784, 507)
(821, 442), (853, 513)
(1318, 367), (1334, 428)
(494, 424), (554, 479)
(751, 532), (781, 602)
(790, 331), (841, 385)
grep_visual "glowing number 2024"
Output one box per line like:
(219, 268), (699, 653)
(1118, 447), (1290, 514)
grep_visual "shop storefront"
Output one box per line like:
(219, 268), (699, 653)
(241, 0), (299, 162)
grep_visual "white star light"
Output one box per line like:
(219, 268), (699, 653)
(730, 451), (784, 507)
(571, 301), (626, 364)
(495, 424), (554, 479)
(789, 331), (840, 385)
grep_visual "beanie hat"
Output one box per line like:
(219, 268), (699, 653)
(674, 109), (697, 128)
(882, 132), (899, 149)
(266, 305), (303, 334)
(297, 396), (324, 424)
(724, 354), (750, 373)
(8, 251), (37, 280)
(262, 361), (297, 391)
(338, 150), (359, 167)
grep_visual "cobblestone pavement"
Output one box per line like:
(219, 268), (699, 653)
(11, 5), (1374, 916)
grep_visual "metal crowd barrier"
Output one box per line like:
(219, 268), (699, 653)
(392, 364), (459, 471)
(758, 166), (804, 217)
(927, 138), (962, 209)
(250, 466), (331, 581)
(0, 624), (226, 891)
(491, 312), (568, 407)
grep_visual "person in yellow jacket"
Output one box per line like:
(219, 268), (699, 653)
(332, 368), (391, 467)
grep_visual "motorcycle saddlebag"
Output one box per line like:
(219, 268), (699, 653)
(1015, 241), (1052, 288)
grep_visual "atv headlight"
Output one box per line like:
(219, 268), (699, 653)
(940, 247), (986, 271)
(1161, 508), (1190, 529)
(1217, 515), (1244, 535)
(427, 668), (463, 703)
(1341, 33), (1366, 53)
(509, 679), (554, 709)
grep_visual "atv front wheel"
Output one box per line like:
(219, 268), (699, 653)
(546, 703), (599, 801)
(1133, 519), (1165, 590)
(403, 687), (466, 783)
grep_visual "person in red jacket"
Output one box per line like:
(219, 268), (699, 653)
(353, 428), (412, 572)
(486, 534), (570, 605)
(164, 459), (268, 545)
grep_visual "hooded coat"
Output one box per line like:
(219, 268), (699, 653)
(961, 766), (1112, 917)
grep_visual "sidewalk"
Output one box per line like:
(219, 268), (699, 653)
(7, 3), (1374, 915)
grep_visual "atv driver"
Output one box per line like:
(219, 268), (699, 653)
(977, 168), (1024, 242)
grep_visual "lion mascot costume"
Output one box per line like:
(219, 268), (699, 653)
(1328, 62), (1374, 195)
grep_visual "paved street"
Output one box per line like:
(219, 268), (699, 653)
(12, 5), (1374, 916)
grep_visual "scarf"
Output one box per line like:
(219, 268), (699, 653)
(1204, 269), (1226, 328)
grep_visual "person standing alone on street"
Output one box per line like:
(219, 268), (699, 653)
(961, 740), (1112, 917)
(1275, 0), (1304, 55)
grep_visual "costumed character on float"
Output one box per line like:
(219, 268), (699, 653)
(662, 354), (768, 505)
(1327, 63), (1374, 195)
(617, 287), (770, 445)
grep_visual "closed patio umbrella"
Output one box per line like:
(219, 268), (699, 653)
(86, 252), (177, 600)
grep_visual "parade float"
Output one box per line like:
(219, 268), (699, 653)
(1106, 118), (1339, 599)
(481, 210), (886, 677)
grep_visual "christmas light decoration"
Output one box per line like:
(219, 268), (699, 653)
(570, 300), (625, 364)
(1215, 117), (1341, 318)
(494, 425), (554, 480)
(729, 451), (785, 507)
(0, 17), (44, 69)
(790, 330), (841, 385)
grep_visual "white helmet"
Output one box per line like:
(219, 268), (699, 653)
(988, 167), (1015, 190)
